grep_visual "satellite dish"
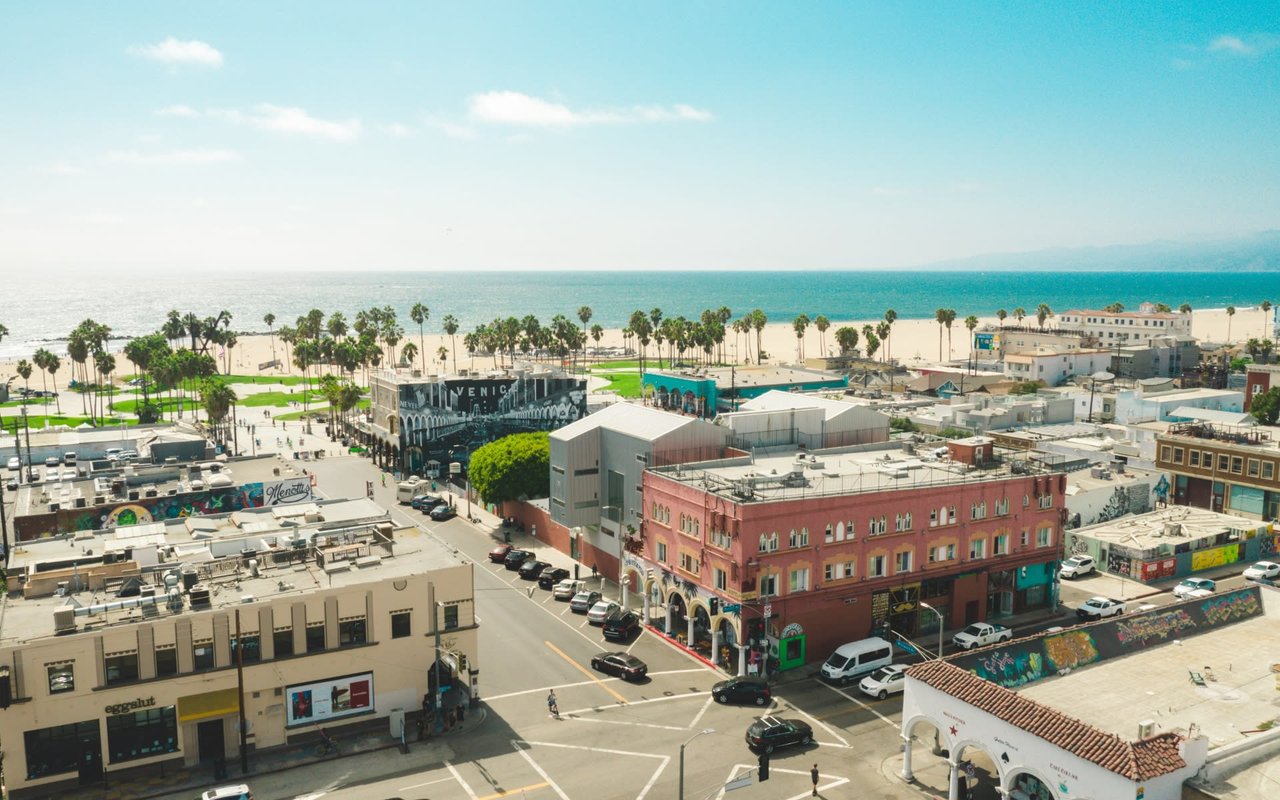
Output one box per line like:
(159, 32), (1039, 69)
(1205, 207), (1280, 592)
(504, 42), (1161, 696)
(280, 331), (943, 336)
(1091, 371), (1115, 382)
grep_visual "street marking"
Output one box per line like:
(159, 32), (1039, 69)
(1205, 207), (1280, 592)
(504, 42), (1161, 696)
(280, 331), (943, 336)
(688, 695), (714, 732)
(560, 715), (690, 732)
(777, 700), (850, 748)
(445, 760), (480, 800)
(517, 740), (670, 800)
(710, 765), (851, 800)
(544, 640), (628, 704)
(399, 775), (457, 790)
(817, 680), (897, 728)
(511, 740), (571, 800)
(476, 781), (549, 799)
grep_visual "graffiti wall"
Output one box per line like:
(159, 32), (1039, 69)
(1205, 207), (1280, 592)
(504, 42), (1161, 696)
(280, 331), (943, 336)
(1190, 543), (1242, 572)
(950, 586), (1264, 689)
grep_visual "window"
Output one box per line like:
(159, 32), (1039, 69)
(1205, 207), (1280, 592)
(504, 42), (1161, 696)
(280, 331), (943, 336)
(930, 508), (939, 527)
(790, 568), (810, 593)
(679, 551), (701, 576)
(391, 611), (411, 639)
(193, 640), (215, 671)
(1023, 494), (1030, 508)
(443, 604), (459, 630)
(789, 527), (809, 547)
(1218, 454), (1229, 471)
(869, 516), (887, 535)
(971, 501), (987, 520)
(105, 652), (139, 685)
(1265, 462), (1276, 480)
(895, 513), (912, 532)
(714, 567), (727, 591)
(825, 563), (836, 581)
(656, 541), (668, 563)
(1172, 448), (1184, 464)
(993, 534), (1008, 556)
(47, 663), (74, 694)
(759, 574), (778, 597)
(107, 705), (179, 764)
(843, 520), (854, 539)
(869, 555), (886, 578)
(274, 627), (295, 658)
(843, 559), (855, 578)
(1189, 451), (1201, 467)
(339, 618), (367, 647)
(306, 623), (326, 653)
(231, 635), (261, 664)
(825, 524), (834, 543)
(25, 720), (98, 779)
(1037, 526), (1053, 547)
(995, 498), (1009, 516)
(1232, 456), (1243, 474)
(948, 506), (957, 522)
(928, 544), (955, 563)
(1038, 494), (1053, 509)
(895, 551), (912, 573)
(155, 647), (177, 677)
(969, 539), (986, 560)
(1248, 459), (1260, 478)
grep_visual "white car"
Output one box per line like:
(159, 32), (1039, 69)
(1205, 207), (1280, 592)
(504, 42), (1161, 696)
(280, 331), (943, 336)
(1076, 596), (1126, 620)
(553, 579), (585, 600)
(858, 665), (906, 700)
(1172, 578), (1216, 599)
(587, 600), (621, 625)
(5, 456), (18, 471)
(1059, 555), (1096, 579)
(1243, 561), (1280, 582)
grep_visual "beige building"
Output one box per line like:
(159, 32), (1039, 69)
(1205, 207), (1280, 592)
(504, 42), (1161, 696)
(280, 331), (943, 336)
(0, 498), (476, 797)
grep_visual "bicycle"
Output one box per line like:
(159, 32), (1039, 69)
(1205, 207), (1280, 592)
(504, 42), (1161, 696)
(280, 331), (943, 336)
(313, 728), (337, 757)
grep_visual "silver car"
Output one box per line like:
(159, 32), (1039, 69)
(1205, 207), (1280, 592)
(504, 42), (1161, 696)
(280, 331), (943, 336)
(587, 600), (621, 625)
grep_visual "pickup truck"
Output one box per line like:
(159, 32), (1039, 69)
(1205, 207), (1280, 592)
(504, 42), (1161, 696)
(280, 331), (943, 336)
(951, 622), (1012, 651)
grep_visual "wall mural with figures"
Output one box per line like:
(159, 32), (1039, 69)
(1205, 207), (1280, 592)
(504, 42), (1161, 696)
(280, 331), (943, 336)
(950, 586), (1263, 689)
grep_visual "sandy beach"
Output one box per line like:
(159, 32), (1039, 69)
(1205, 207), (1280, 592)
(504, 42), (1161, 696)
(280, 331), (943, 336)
(0, 306), (1271, 403)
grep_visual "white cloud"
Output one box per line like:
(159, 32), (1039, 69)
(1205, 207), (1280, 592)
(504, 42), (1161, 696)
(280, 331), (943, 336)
(106, 148), (242, 165)
(425, 119), (476, 140)
(128, 37), (224, 68)
(1207, 34), (1279, 57)
(467, 90), (713, 127)
(210, 104), (362, 141)
(157, 104), (201, 118)
(383, 122), (413, 138)
(42, 163), (84, 176)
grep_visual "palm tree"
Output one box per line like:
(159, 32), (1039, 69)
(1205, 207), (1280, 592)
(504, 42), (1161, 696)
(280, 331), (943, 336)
(578, 306), (593, 363)
(813, 315), (830, 356)
(1179, 303), (1192, 314)
(943, 309), (957, 358)
(442, 314), (459, 372)
(32, 348), (53, 406)
(835, 326), (858, 355)
(1013, 307), (1026, 326)
(883, 309), (897, 361)
(410, 303), (429, 374)
(1036, 303), (1052, 329)
(750, 309), (767, 364)
(16, 359), (33, 403)
(437, 345), (449, 371)
(996, 309), (1007, 328)
(1261, 300), (1272, 339)
(46, 353), (62, 414)
(264, 313), (277, 363)
(200, 378), (238, 449)
(935, 308), (948, 360)
(876, 321), (891, 361)
(401, 341), (419, 372)
(792, 314), (810, 361)
(1104, 302), (1124, 313)
(591, 323), (604, 358)
(965, 315), (979, 370)
(1227, 305), (1236, 342)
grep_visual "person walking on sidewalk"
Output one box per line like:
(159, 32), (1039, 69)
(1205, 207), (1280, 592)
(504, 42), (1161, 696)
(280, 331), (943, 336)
(547, 690), (558, 717)
(811, 763), (819, 795)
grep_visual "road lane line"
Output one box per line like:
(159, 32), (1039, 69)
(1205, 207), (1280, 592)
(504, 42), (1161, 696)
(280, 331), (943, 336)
(559, 715), (690, 732)
(777, 700), (850, 748)
(399, 775), (457, 790)
(511, 740), (571, 800)
(476, 782), (549, 799)
(710, 765), (850, 800)
(816, 680), (897, 727)
(445, 760), (479, 800)
(687, 695), (714, 731)
(518, 740), (671, 800)
(544, 640), (628, 704)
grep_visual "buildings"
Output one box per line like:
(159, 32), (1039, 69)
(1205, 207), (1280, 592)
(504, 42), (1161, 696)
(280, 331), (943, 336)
(1002, 347), (1112, 387)
(723, 390), (890, 449)
(909, 394), (1075, 435)
(631, 436), (1066, 674)
(641, 365), (848, 418)
(364, 366), (586, 475)
(1155, 420), (1280, 519)
(1056, 303), (1193, 345)
(0, 497), (476, 797)
(1040, 383), (1243, 425)
(1243, 363), (1280, 411)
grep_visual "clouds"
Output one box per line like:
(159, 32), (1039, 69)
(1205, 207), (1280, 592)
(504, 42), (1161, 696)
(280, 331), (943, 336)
(128, 37), (223, 68)
(467, 91), (713, 127)
(106, 148), (242, 165)
(1205, 33), (1279, 58)
(158, 104), (363, 142)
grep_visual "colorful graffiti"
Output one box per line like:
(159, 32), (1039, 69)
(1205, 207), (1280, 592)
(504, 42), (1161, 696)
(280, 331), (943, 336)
(1106, 551), (1133, 577)
(1191, 544), (1241, 572)
(970, 647), (1045, 688)
(1114, 609), (1197, 647)
(1201, 591), (1261, 625)
(1043, 630), (1099, 672)
(239, 477), (314, 508)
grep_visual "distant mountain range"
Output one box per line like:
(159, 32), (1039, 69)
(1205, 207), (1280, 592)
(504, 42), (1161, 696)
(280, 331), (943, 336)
(914, 230), (1280, 272)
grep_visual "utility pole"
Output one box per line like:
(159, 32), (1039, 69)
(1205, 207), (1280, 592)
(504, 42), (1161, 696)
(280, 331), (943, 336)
(235, 608), (249, 774)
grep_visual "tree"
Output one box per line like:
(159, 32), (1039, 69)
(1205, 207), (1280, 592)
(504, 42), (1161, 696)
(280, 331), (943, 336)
(750, 309), (767, 363)
(1104, 302), (1124, 313)
(834, 326), (859, 355)
(1153, 302), (1172, 312)
(1179, 303), (1192, 314)
(17, 359), (33, 401)
(410, 303), (429, 374)
(996, 309), (1007, 328)
(32, 348), (54, 406)
(1013, 307), (1026, 326)
(943, 309), (957, 358)
(814, 315), (830, 356)
(468, 431), (551, 505)
(437, 345), (449, 370)
(46, 353), (62, 414)
(442, 314), (459, 372)
(965, 315), (979, 369)
(1008, 380), (1044, 396)
(863, 330), (879, 360)
(1036, 303), (1052, 329)
(264, 312), (277, 363)
(935, 308), (948, 360)
(201, 378), (238, 449)
(401, 341), (419, 371)
(792, 314), (810, 361)
(1251, 387), (1280, 425)
(1226, 305), (1236, 342)
(1262, 300), (1272, 339)
(883, 309), (897, 361)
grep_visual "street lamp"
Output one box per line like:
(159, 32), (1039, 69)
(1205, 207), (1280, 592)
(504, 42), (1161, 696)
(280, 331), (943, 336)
(920, 602), (944, 660)
(678, 728), (715, 800)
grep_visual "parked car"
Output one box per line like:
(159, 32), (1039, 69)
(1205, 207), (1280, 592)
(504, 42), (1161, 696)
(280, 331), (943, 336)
(587, 600), (621, 625)
(201, 785), (254, 800)
(554, 579), (586, 600)
(5, 476), (17, 491)
(413, 494), (445, 511)
(1243, 561), (1280, 582)
(858, 665), (907, 700)
(745, 716), (813, 753)
(711, 676), (771, 706)
(503, 549), (534, 570)
(1172, 578), (1216, 599)
(952, 622), (1012, 651)
(104, 447), (122, 462)
(488, 543), (513, 563)
(602, 611), (640, 641)
(429, 504), (457, 521)
(44, 456), (60, 468)
(538, 567), (571, 589)
(519, 560), (550, 580)
(6, 456), (19, 471)
(569, 590), (602, 613)
(1077, 596), (1126, 620)
(590, 651), (648, 681)
(118, 449), (139, 461)
(1059, 555), (1096, 579)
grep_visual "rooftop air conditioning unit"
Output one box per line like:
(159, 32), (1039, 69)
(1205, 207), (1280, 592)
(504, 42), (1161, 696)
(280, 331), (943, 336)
(1137, 720), (1155, 739)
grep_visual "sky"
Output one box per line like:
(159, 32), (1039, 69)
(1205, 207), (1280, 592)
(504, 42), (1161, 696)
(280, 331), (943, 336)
(2, 2), (1279, 273)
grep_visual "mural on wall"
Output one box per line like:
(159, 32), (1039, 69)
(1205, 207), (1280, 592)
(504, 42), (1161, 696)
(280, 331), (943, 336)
(1139, 558), (1177, 581)
(1042, 630), (1099, 672)
(239, 477), (314, 507)
(968, 646), (1046, 688)
(1106, 550), (1134, 577)
(1190, 543), (1242, 572)
(1201, 591), (1261, 625)
(1114, 608), (1198, 648)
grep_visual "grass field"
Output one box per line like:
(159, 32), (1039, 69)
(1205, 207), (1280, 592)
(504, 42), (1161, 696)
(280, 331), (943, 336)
(590, 359), (671, 371)
(594, 372), (643, 397)
(2, 414), (120, 430)
(110, 396), (200, 414)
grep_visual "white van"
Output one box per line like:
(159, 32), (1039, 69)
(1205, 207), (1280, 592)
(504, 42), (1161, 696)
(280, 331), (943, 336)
(820, 637), (893, 684)
(396, 476), (424, 504)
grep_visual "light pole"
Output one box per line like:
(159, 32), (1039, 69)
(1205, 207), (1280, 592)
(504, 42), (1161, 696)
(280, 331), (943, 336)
(920, 602), (944, 660)
(678, 728), (715, 800)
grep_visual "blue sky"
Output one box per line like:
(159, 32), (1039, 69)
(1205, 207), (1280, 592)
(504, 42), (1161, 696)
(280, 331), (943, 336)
(2, 2), (1278, 272)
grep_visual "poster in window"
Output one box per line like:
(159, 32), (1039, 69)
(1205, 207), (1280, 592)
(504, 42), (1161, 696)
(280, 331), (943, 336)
(285, 672), (374, 727)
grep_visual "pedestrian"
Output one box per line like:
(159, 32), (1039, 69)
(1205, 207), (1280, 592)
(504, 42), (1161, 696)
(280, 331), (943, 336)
(547, 690), (558, 716)
(811, 764), (819, 796)
(381, 474), (387, 487)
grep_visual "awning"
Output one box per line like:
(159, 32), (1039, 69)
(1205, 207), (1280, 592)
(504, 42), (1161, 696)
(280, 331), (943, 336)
(178, 687), (240, 723)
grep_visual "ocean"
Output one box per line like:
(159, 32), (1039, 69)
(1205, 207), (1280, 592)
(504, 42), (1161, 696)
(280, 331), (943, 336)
(0, 269), (1272, 358)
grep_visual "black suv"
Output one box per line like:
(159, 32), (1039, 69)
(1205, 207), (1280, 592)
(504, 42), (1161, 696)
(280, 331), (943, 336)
(519, 560), (550, 580)
(712, 676), (771, 706)
(602, 611), (640, 641)
(503, 549), (534, 570)
(745, 716), (813, 753)
(537, 567), (571, 589)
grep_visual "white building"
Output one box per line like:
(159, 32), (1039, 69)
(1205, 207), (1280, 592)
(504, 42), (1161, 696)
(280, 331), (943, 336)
(1057, 302), (1193, 345)
(910, 394), (1075, 434)
(721, 390), (890, 448)
(1003, 348), (1112, 387)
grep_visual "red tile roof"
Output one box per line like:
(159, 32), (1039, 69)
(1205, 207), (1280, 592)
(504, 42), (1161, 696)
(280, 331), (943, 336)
(906, 660), (1186, 781)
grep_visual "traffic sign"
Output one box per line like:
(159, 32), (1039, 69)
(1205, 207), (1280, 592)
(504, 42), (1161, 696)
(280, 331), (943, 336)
(763, 603), (773, 617)
(723, 603), (741, 613)
(725, 773), (754, 791)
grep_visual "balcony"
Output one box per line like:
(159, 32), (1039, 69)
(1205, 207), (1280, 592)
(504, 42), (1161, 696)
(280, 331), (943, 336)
(1166, 422), (1271, 446)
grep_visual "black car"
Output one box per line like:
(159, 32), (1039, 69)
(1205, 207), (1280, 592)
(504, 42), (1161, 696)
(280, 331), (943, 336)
(745, 715), (813, 753)
(429, 504), (457, 521)
(417, 496), (447, 513)
(602, 611), (640, 641)
(503, 549), (534, 570)
(538, 567), (571, 589)
(590, 652), (648, 682)
(519, 560), (550, 580)
(712, 676), (772, 706)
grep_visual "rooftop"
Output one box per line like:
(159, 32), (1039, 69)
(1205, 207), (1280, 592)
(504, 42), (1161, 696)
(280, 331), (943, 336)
(1070, 506), (1265, 553)
(646, 364), (845, 390)
(1161, 422), (1279, 452)
(734, 389), (875, 419)
(1, 496), (468, 644)
(551, 401), (706, 442)
(1060, 308), (1184, 321)
(650, 439), (1051, 502)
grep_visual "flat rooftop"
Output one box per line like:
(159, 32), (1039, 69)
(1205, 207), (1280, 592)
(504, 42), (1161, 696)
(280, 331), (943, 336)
(0, 496), (468, 644)
(648, 364), (844, 390)
(652, 441), (1052, 502)
(1071, 506), (1263, 552)
(1019, 612), (1280, 750)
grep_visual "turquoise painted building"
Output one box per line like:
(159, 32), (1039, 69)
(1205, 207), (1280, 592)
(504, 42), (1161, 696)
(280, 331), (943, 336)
(642, 365), (849, 418)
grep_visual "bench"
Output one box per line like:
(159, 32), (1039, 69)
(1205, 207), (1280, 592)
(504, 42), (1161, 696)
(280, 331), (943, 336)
(1189, 670), (1205, 686)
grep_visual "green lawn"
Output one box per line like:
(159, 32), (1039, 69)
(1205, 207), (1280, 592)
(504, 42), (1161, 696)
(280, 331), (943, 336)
(110, 396), (199, 414)
(595, 372), (643, 397)
(3, 414), (122, 430)
(590, 359), (670, 371)
(238, 390), (325, 408)
(274, 398), (369, 421)
(222, 374), (312, 386)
